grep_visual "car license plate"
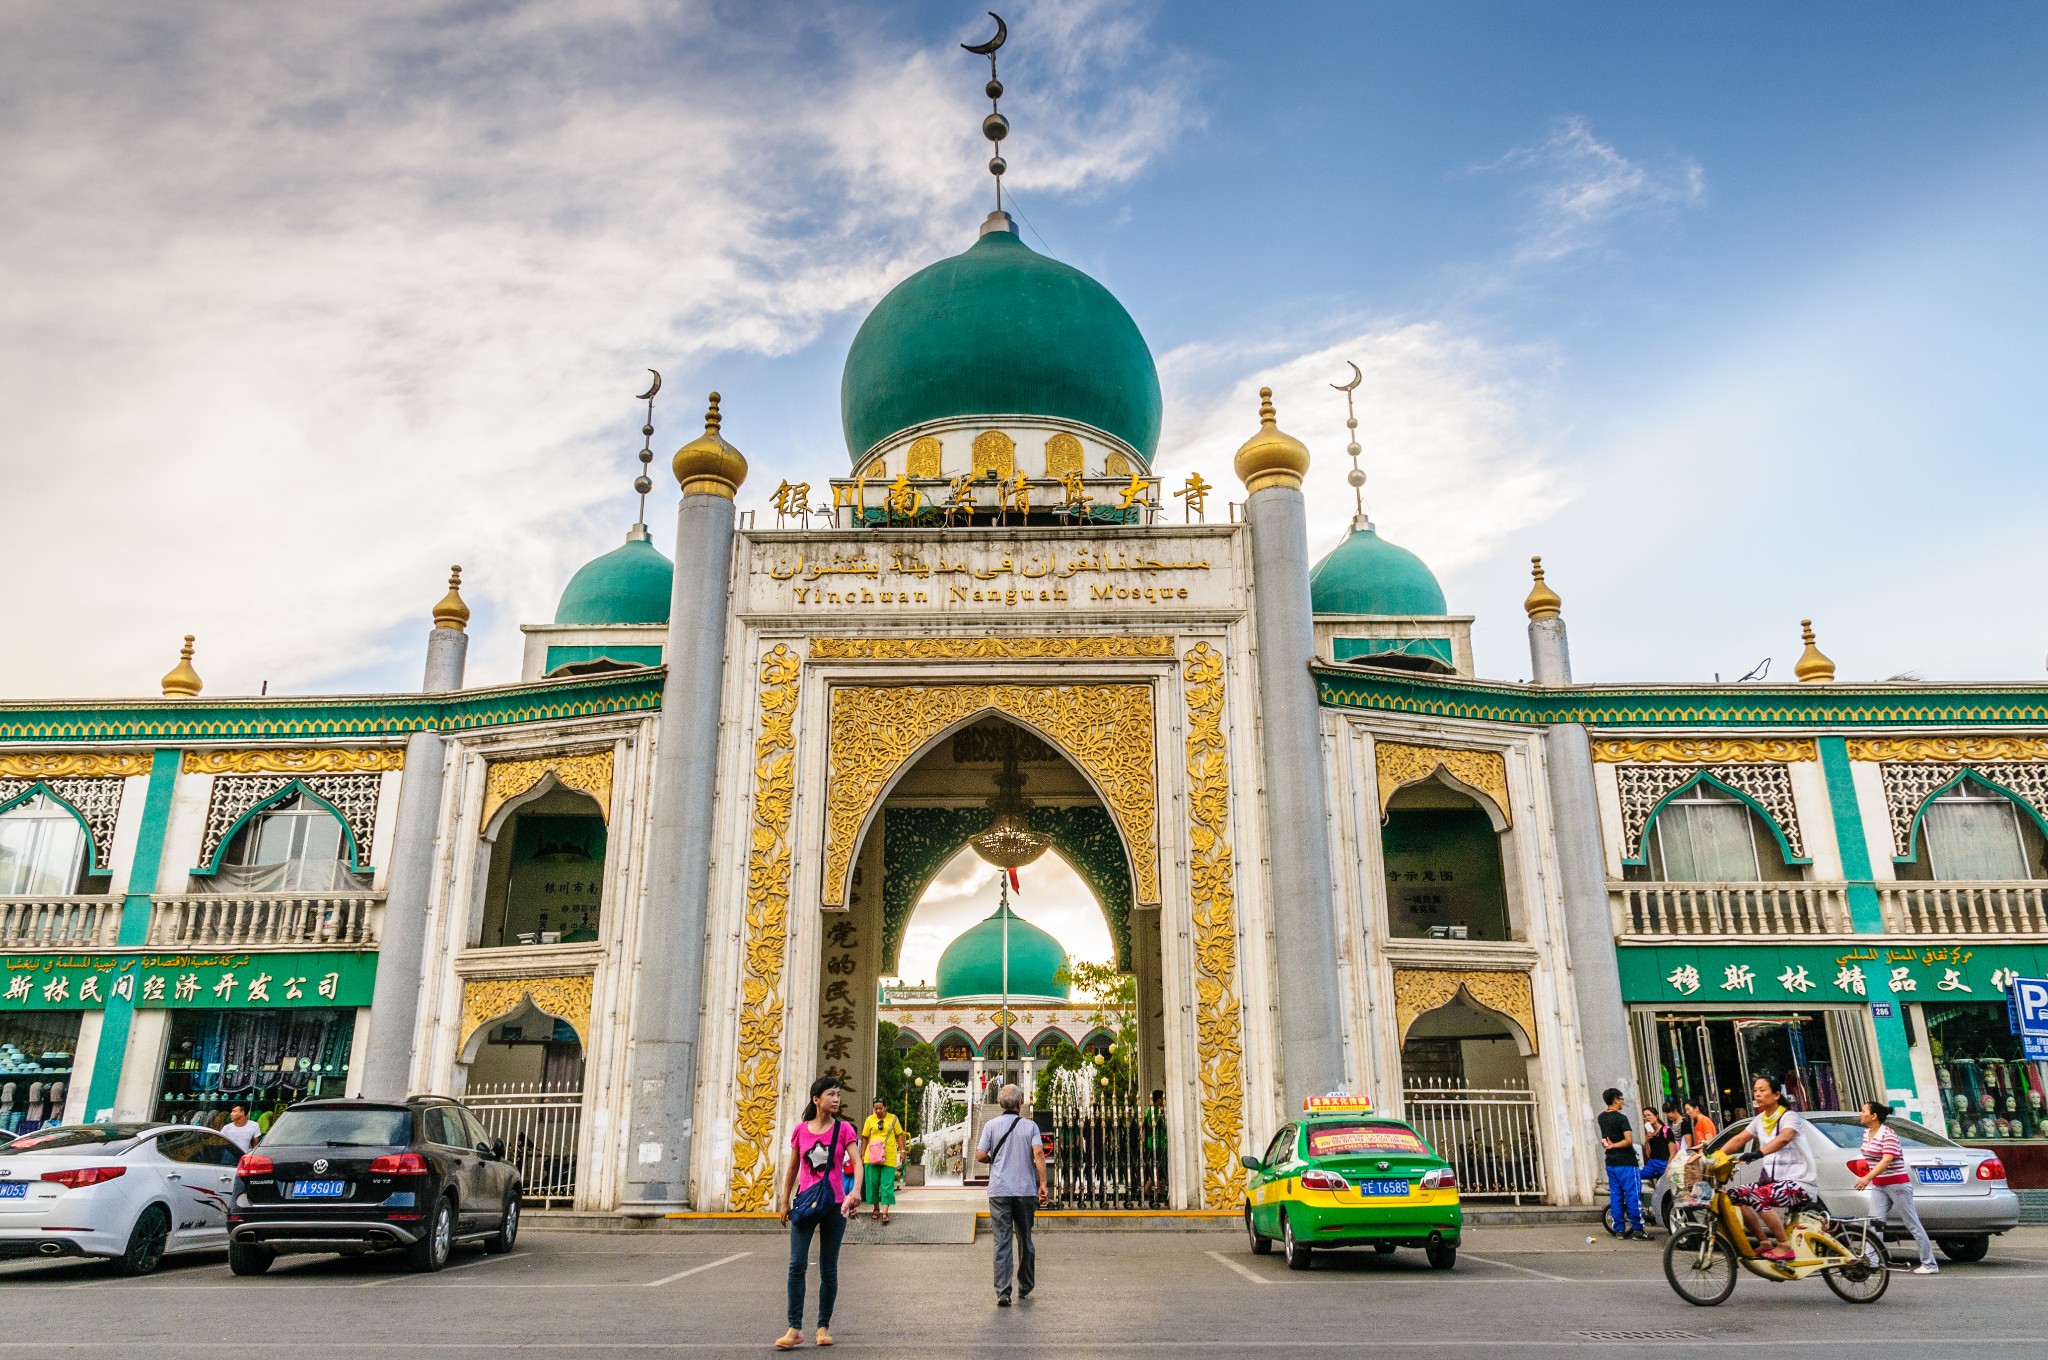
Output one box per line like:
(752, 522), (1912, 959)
(0, 1184), (25, 1199)
(1359, 1178), (1410, 1197)
(1916, 1165), (1965, 1185)
(290, 1180), (347, 1199)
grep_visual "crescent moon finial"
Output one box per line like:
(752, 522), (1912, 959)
(636, 369), (662, 402)
(1331, 360), (1363, 394)
(962, 12), (1007, 55)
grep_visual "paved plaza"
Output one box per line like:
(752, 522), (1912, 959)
(5, 1225), (2046, 1357)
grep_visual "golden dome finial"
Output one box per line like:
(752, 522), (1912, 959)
(671, 390), (747, 499)
(432, 565), (471, 632)
(160, 635), (202, 698)
(1794, 618), (1836, 683)
(1233, 385), (1311, 494)
(1524, 555), (1562, 620)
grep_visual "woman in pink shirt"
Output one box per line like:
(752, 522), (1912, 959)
(1855, 1101), (1937, 1274)
(776, 1077), (863, 1349)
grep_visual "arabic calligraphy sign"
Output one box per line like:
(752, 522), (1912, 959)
(1617, 942), (2048, 1006)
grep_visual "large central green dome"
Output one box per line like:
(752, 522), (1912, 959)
(1310, 524), (1448, 616)
(934, 901), (1070, 1003)
(840, 223), (1162, 463)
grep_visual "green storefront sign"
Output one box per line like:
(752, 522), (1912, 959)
(0, 952), (377, 1011)
(1618, 942), (2048, 1007)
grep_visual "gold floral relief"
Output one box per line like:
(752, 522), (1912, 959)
(729, 644), (803, 1211)
(808, 636), (1173, 661)
(1044, 432), (1084, 477)
(1375, 741), (1512, 826)
(1104, 451), (1131, 478)
(821, 682), (1158, 907)
(971, 430), (1016, 478)
(1391, 969), (1537, 1054)
(0, 753), (151, 779)
(1591, 738), (1817, 765)
(1845, 736), (2048, 763)
(481, 748), (614, 827)
(1182, 643), (1245, 1210)
(905, 437), (943, 478)
(182, 748), (406, 776)
(459, 974), (594, 1051)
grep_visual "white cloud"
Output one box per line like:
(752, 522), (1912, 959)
(0, 0), (1193, 698)
(1476, 115), (1706, 265)
(890, 846), (1114, 991)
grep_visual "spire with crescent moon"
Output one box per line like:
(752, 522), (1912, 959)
(1331, 361), (1368, 530)
(632, 369), (661, 535)
(963, 12), (1010, 220)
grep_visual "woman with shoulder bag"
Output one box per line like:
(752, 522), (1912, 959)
(777, 1077), (864, 1350)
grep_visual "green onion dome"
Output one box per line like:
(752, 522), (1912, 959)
(553, 531), (673, 626)
(840, 221), (1162, 463)
(1309, 524), (1448, 616)
(934, 901), (1070, 1003)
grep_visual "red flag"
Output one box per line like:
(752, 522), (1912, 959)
(1007, 866), (1020, 893)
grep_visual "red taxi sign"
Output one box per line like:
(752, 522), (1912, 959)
(1302, 1093), (1374, 1116)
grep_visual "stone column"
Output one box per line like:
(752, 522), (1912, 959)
(358, 570), (470, 1099)
(1523, 557), (1570, 686)
(625, 396), (747, 1206)
(1233, 388), (1347, 1108)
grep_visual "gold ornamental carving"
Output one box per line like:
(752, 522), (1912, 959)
(1182, 643), (1245, 1209)
(1845, 736), (2048, 763)
(1044, 432), (1084, 476)
(822, 682), (1158, 907)
(1375, 741), (1512, 826)
(0, 753), (151, 779)
(906, 437), (943, 478)
(480, 748), (614, 827)
(729, 645), (803, 1211)
(1592, 738), (1817, 765)
(1392, 969), (1538, 1054)
(808, 636), (1174, 662)
(971, 430), (1016, 478)
(182, 748), (406, 776)
(458, 974), (594, 1050)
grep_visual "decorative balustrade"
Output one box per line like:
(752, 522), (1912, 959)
(1880, 882), (2048, 935)
(1610, 882), (1850, 937)
(147, 893), (384, 948)
(0, 896), (122, 948)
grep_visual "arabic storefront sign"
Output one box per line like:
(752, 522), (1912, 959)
(745, 538), (1235, 615)
(1617, 942), (2048, 1007)
(0, 952), (378, 1010)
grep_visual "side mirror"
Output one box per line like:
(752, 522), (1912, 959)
(1240, 1154), (1264, 1174)
(475, 1141), (495, 1159)
(492, 1138), (507, 1160)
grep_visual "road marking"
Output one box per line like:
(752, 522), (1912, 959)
(1203, 1249), (1275, 1284)
(363, 1250), (528, 1286)
(1455, 1252), (1571, 1281)
(644, 1251), (750, 1286)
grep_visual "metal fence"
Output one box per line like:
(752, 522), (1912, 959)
(1401, 1079), (1546, 1202)
(465, 1084), (582, 1209)
(1045, 1090), (1169, 1209)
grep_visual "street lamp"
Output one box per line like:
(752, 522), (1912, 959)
(902, 1065), (913, 1135)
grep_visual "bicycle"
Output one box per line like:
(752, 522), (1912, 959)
(1661, 1151), (1889, 1306)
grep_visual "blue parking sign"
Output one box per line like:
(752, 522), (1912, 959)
(2008, 978), (2048, 1039)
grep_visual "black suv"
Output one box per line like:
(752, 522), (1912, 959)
(228, 1096), (523, 1274)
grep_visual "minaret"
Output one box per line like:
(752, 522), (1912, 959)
(1794, 619), (1836, 683)
(1524, 556), (1571, 684)
(1233, 387), (1347, 1107)
(159, 636), (202, 698)
(627, 392), (748, 1206)
(358, 566), (472, 1098)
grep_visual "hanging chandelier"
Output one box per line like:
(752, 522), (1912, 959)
(969, 733), (1052, 870)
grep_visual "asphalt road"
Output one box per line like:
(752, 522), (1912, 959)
(4, 1224), (2045, 1357)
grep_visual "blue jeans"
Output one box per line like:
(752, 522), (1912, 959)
(1608, 1164), (1644, 1231)
(787, 1206), (846, 1329)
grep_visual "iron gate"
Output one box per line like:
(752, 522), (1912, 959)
(466, 1083), (582, 1208)
(1401, 1078), (1547, 1202)
(1045, 1091), (1168, 1208)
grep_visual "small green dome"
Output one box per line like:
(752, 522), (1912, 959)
(935, 902), (1070, 1003)
(1310, 524), (1448, 616)
(840, 225), (1162, 463)
(554, 532), (673, 626)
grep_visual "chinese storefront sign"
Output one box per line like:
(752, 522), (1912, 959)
(1618, 942), (2048, 1006)
(0, 951), (378, 1010)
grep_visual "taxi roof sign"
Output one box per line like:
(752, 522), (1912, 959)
(1302, 1093), (1374, 1115)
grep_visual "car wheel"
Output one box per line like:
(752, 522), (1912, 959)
(485, 1194), (521, 1254)
(1937, 1236), (1990, 1264)
(1426, 1241), (1457, 1271)
(227, 1242), (275, 1276)
(1282, 1212), (1313, 1271)
(112, 1205), (170, 1277)
(406, 1197), (454, 1273)
(1245, 1205), (1272, 1255)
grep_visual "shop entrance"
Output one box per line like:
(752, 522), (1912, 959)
(1646, 1011), (1873, 1125)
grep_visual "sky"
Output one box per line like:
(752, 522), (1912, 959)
(890, 846), (1114, 991)
(6, 1), (2047, 711)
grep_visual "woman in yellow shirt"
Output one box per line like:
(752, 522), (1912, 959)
(858, 1099), (906, 1224)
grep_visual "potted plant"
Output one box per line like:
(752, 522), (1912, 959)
(902, 1140), (927, 1186)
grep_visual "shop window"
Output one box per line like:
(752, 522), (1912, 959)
(1643, 1012), (1868, 1129)
(1927, 1002), (2048, 1142)
(1895, 781), (2046, 882)
(0, 794), (106, 895)
(1379, 783), (1511, 941)
(0, 1011), (81, 1132)
(155, 1007), (356, 1127)
(478, 788), (608, 949)
(1636, 785), (1802, 883)
(216, 793), (369, 893)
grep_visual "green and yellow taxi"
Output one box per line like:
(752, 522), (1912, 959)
(1242, 1095), (1462, 1271)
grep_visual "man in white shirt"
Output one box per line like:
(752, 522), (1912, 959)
(219, 1104), (261, 1155)
(976, 1084), (1047, 1307)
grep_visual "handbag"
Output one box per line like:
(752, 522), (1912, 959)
(791, 1119), (848, 1227)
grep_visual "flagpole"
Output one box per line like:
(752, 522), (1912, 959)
(1000, 871), (1012, 1087)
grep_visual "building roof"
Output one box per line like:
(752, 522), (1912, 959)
(1309, 524), (1448, 617)
(554, 532), (673, 627)
(934, 900), (1071, 1003)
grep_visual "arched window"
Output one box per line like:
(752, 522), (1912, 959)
(1380, 782), (1511, 940)
(478, 787), (608, 949)
(1895, 779), (2046, 882)
(1640, 784), (1803, 883)
(219, 793), (364, 892)
(0, 795), (97, 895)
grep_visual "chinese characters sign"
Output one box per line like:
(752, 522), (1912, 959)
(0, 952), (378, 1010)
(1618, 943), (2048, 1006)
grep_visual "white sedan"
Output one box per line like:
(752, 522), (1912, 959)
(0, 1123), (242, 1274)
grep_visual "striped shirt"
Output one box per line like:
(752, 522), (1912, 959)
(1860, 1124), (1910, 1186)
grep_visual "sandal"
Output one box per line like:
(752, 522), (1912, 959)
(775, 1327), (805, 1350)
(1761, 1246), (1794, 1261)
(815, 1327), (834, 1347)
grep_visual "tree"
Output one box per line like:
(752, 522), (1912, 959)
(1051, 961), (1141, 1099)
(889, 1039), (942, 1135)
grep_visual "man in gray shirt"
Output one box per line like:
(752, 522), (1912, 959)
(976, 1083), (1047, 1306)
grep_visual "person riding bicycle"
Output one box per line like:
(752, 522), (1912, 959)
(1719, 1074), (1810, 1262)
